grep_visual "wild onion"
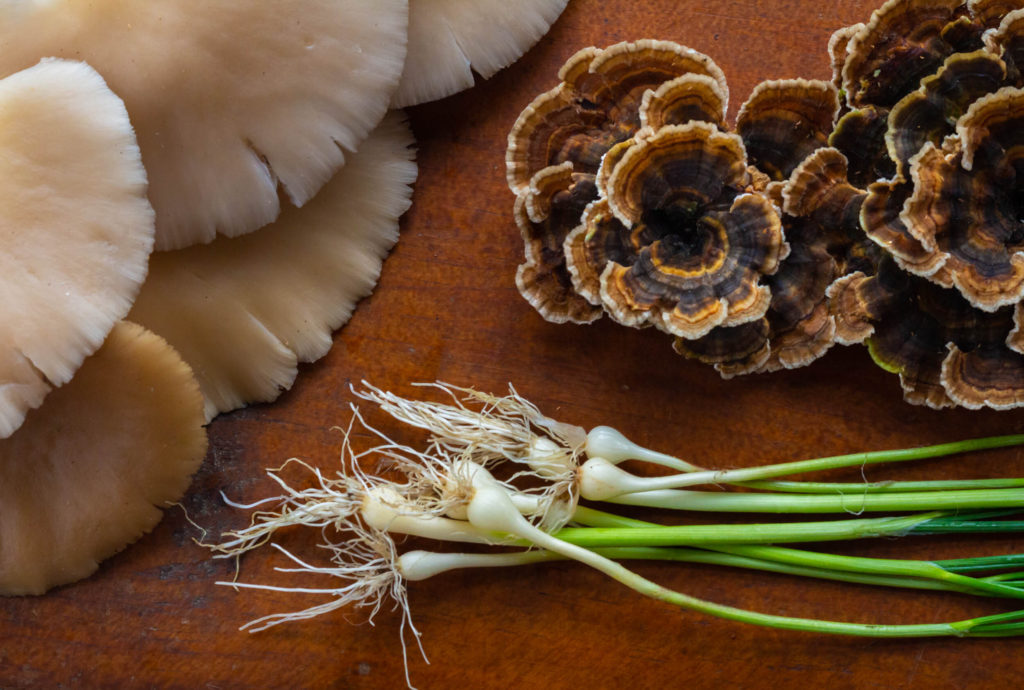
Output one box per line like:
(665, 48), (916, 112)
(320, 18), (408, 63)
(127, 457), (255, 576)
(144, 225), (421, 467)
(208, 383), (1024, 688)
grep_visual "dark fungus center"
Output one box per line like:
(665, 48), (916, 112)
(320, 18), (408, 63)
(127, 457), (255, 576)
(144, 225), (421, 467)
(642, 197), (720, 260)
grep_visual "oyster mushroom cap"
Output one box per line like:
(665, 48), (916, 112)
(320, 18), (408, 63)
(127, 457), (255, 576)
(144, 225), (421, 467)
(127, 113), (417, 420)
(393, 0), (569, 107)
(0, 322), (208, 595)
(0, 0), (409, 250)
(736, 79), (839, 181)
(0, 59), (154, 439)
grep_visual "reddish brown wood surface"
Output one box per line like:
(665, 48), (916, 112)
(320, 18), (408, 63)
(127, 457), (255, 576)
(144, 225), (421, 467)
(6, 1), (1024, 687)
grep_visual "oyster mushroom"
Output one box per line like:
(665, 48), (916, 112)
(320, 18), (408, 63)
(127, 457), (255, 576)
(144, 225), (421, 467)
(0, 0), (409, 250)
(566, 122), (787, 339)
(394, 0), (569, 107)
(0, 322), (207, 595)
(127, 113), (417, 419)
(0, 59), (153, 439)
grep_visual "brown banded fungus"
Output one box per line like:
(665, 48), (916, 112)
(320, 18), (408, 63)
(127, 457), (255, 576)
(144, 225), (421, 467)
(507, 40), (729, 324)
(716, 146), (866, 376)
(829, 256), (1024, 408)
(672, 319), (773, 377)
(828, 0), (1020, 189)
(901, 87), (1024, 310)
(886, 50), (1006, 178)
(829, 106), (898, 188)
(861, 179), (944, 276)
(815, 0), (1024, 409)
(842, 0), (971, 109)
(509, 43), (853, 375)
(506, 40), (729, 193)
(736, 79), (839, 182)
(985, 9), (1024, 84)
(515, 163), (604, 323)
(567, 123), (786, 339)
(670, 138), (854, 377)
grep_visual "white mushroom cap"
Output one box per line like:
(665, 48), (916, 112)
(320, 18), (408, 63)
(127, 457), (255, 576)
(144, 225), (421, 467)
(128, 112), (418, 419)
(0, 59), (154, 439)
(0, 321), (208, 595)
(393, 0), (569, 107)
(0, 0), (409, 250)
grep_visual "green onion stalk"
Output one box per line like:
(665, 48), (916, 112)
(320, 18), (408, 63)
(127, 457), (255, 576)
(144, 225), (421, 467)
(207, 383), (1024, 688)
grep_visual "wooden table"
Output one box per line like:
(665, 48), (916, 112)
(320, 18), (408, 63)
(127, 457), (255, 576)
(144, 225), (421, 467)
(6, 1), (1024, 686)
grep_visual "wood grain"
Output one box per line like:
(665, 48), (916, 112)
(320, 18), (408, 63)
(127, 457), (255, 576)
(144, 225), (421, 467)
(6, 1), (1024, 687)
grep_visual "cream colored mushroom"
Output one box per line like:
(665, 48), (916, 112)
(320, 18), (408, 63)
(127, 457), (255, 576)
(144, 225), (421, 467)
(0, 0), (409, 250)
(0, 322), (208, 595)
(393, 0), (568, 107)
(0, 59), (154, 439)
(128, 113), (418, 419)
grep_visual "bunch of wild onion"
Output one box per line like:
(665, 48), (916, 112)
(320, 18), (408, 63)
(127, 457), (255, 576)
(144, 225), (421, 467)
(209, 382), (1024, 663)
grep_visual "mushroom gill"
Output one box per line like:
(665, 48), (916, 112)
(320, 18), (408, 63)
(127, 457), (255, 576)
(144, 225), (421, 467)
(127, 113), (418, 420)
(394, 0), (570, 107)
